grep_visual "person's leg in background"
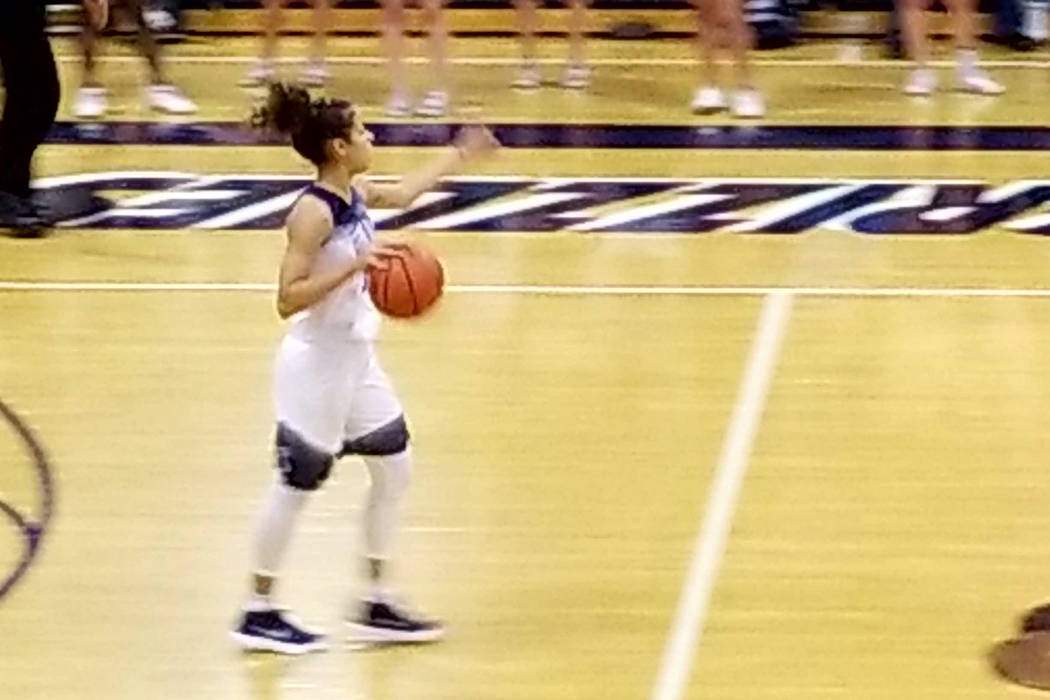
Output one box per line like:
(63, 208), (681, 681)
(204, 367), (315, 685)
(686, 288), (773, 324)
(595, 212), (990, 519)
(559, 0), (590, 89)
(242, 0), (283, 86)
(512, 0), (541, 88)
(126, 0), (198, 113)
(0, 2), (61, 236)
(415, 0), (450, 117)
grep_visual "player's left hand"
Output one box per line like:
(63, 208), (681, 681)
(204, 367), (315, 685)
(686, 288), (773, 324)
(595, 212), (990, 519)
(454, 126), (501, 161)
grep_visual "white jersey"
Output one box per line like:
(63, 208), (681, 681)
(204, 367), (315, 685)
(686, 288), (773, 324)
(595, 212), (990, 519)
(287, 184), (380, 343)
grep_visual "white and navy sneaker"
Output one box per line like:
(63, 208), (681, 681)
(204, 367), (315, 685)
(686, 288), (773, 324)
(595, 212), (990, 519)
(347, 599), (446, 644)
(231, 608), (328, 655)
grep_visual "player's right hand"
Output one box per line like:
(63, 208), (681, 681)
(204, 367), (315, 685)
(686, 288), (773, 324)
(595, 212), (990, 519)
(361, 241), (410, 272)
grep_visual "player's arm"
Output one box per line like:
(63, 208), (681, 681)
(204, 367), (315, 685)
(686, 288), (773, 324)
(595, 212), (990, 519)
(356, 126), (500, 210)
(276, 197), (389, 319)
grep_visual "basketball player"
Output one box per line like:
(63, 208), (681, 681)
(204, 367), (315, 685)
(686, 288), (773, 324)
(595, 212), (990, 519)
(897, 0), (1003, 95)
(689, 0), (765, 118)
(231, 83), (499, 654)
(0, 0), (106, 236)
(74, 0), (197, 118)
(241, 0), (332, 87)
(382, 0), (450, 117)
(512, 0), (590, 89)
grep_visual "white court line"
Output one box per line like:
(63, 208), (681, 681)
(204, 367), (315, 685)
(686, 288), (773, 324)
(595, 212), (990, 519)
(650, 292), (793, 700)
(1, 281), (1050, 297)
(50, 55), (1050, 69)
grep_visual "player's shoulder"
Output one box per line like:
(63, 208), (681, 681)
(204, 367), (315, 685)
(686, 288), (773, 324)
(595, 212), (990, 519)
(289, 188), (335, 226)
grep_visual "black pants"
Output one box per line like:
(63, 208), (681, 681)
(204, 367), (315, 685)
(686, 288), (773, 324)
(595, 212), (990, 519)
(0, 3), (60, 199)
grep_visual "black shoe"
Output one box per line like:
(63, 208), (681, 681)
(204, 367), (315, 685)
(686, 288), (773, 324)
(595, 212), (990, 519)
(347, 599), (446, 644)
(230, 607), (328, 654)
(0, 191), (47, 238)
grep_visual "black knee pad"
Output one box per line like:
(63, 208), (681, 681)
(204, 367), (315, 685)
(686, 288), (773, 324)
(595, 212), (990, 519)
(340, 415), (410, 457)
(275, 423), (334, 491)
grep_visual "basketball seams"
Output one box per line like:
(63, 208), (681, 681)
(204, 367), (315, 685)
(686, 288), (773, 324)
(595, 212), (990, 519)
(400, 253), (419, 317)
(367, 242), (444, 318)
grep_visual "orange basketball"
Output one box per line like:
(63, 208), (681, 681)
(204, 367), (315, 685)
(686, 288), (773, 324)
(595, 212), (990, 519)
(368, 242), (445, 319)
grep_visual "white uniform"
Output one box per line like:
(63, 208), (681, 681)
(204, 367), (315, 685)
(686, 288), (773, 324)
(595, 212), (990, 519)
(273, 184), (403, 455)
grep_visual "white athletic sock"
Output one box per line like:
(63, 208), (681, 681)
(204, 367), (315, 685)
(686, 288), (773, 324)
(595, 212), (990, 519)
(362, 449), (412, 562)
(244, 594), (273, 612)
(253, 476), (309, 583)
(367, 579), (393, 604)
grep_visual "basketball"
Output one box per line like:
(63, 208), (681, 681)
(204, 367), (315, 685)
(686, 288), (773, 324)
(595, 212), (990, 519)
(368, 242), (445, 318)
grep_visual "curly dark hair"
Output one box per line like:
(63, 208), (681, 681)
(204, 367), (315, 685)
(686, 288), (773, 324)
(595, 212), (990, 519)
(250, 82), (355, 167)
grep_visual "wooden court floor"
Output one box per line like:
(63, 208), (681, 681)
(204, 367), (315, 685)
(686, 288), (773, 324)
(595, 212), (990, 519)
(3, 35), (1050, 700)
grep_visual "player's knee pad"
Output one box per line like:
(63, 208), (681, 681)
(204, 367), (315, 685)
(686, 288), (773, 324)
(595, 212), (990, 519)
(341, 415), (410, 458)
(275, 423), (334, 492)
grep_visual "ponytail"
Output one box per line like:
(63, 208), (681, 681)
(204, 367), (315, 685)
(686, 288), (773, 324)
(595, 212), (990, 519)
(250, 82), (355, 167)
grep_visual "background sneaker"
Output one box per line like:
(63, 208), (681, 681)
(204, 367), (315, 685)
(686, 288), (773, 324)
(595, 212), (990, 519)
(904, 68), (937, 96)
(958, 69), (1005, 95)
(74, 87), (108, 119)
(300, 60), (331, 87)
(385, 94), (412, 118)
(231, 608), (328, 655)
(146, 85), (198, 114)
(690, 86), (726, 114)
(560, 63), (590, 89)
(512, 65), (541, 90)
(731, 88), (766, 119)
(415, 91), (449, 118)
(347, 599), (446, 644)
(239, 61), (275, 88)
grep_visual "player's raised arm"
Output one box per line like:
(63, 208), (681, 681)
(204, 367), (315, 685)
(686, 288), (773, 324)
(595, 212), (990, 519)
(355, 125), (500, 210)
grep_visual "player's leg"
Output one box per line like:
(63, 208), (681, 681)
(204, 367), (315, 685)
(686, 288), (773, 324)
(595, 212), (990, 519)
(690, 0), (728, 114)
(722, 0), (763, 117)
(0, 4), (58, 236)
(381, 0), (412, 116)
(560, 0), (591, 89)
(899, 0), (938, 94)
(341, 349), (445, 643)
(126, 0), (197, 113)
(300, 0), (332, 86)
(416, 0), (450, 117)
(512, 0), (541, 88)
(74, 0), (108, 119)
(231, 337), (352, 654)
(945, 0), (1004, 93)
(241, 0), (282, 86)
